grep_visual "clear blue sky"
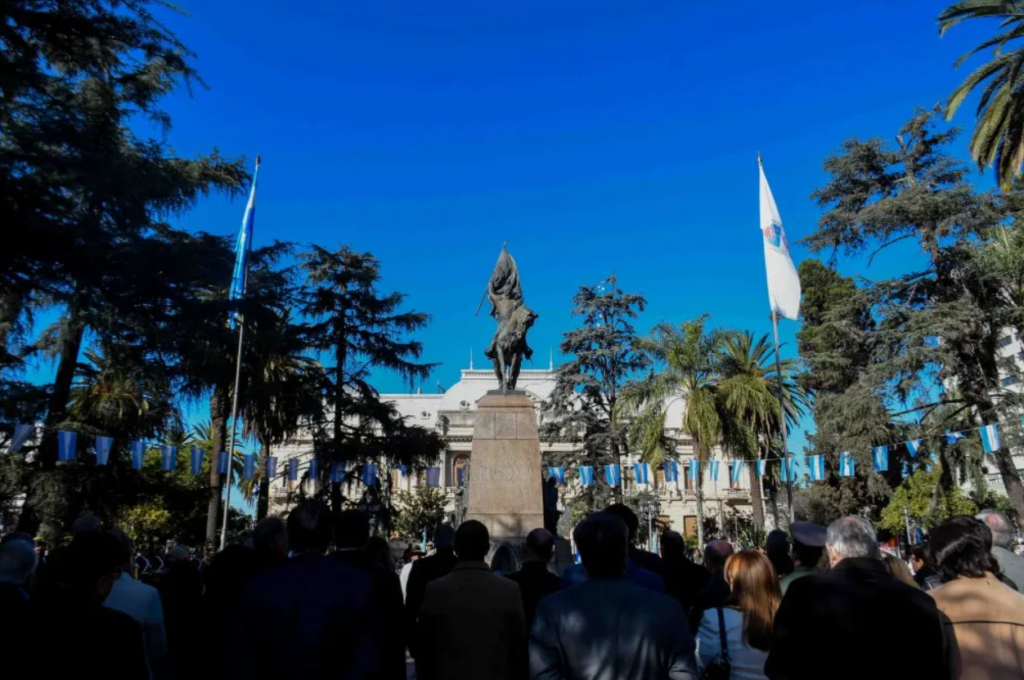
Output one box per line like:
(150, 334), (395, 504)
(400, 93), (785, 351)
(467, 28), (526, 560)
(52, 3), (1006, 457)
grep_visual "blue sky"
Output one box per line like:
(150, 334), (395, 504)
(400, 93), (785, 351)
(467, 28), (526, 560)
(32, 2), (1002, 458)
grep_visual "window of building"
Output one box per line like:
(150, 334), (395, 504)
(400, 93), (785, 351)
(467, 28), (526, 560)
(683, 516), (698, 538)
(998, 334), (1014, 348)
(1002, 376), (1019, 387)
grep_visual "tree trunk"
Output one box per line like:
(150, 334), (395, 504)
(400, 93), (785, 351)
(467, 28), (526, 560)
(205, 386), (229, 552)
(331, 286), (347, 527)
(256, 444), (270, 520)
(748, 459), (765, 529)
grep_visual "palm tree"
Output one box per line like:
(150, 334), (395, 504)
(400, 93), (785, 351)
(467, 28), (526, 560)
(616, 316), (726, 549)
(940, 1), (1024, 189)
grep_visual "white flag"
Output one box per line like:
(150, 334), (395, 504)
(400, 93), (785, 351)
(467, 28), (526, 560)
(759, 158), (801, 320)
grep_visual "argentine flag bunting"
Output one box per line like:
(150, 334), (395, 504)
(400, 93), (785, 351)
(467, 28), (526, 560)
(578, 465), (594, 487)
(731, 461), (745, 483)
(906, 439), (922, 458)
(11, 424), (33, 453)
(228, 157), (260, 328)
(664, 461), (679, 483)
(872, 446), (889, 473)
(218, 451), (229, 475)
(95, 436), (113, 466)
(266, 456), (279, 480)
(809, 455), (825, 481)
(307, 458), (319, 481)
(425, 466), (440, 488)
(190, 448), (204, 475)
(926, 453), (939, 472)
(243, 454), (256, 480)
(759, 156), (801, 320)
(709, 460), (720, 482)
(130, 441), (145, 470)
(633, 463), (650, 485)
(362, 463), (377, 486)
(161, 445), (177, 472)
(839, 451), (856, 477)
(980, 423), (1001, 453)
(549, 466), (566, 485)
(946, 430), (966, 445)
(331, 462), (346, 484)
(780, 457), (796, 483)
(57, 430), (76, 462)
(756, 460), (766, 478)
(287, 458), (299, 483)
(689, 460), (701, 481)
(605, 464), (621, 486)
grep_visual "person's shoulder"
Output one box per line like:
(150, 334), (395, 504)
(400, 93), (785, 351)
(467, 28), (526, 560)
(97, 604), (144, 635)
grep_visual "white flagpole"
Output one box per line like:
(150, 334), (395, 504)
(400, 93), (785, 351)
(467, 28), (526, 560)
(771, 309), (795, 525)
(219, 322), (245, 550)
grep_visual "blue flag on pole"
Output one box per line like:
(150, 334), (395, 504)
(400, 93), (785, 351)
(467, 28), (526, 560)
(664, 461), (678, 483)
(872, 446), (889, 472)
(130, 441), (145, 470)
(907, 439), (922, 457)
(709, 460), (720, 482)
(242, 454), (256, 480)
(307, 458), (319, 481)
(780, 457), (796, 483)
(161, 445), (177, 471)
(330, 462), (345, 484)
(980, 423), (1001, 453)
(228, 158), (260, 328)
(190, 448), (204, 475)
(218, 451), (229, 475)
(688, 460), (700, 481)
(362, 464), (378, 486)
(839, 451), (856, 477)
(756, 460), (766, 478)
(425, 467), (440, 488)
(633, 463), (649, 485)
(95, 436), (113, 466)
(287, 458), (299, 483)
(946, 430), (966, 445)
(266, 456), (278, 479)
(548, 466), (565, 485)
(604, 464), (621, 486)
(11, 424), (33, 453)
(578, 466), (594, 486)
(809, 455), (825, 481)
(57, 430), (76, 462)
(731, 461), (745, 483)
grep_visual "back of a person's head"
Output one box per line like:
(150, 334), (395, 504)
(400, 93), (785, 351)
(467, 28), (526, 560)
(433, 523), (456, 550)
(60, 532), (121, 602)
(366, 536), (393, 569)
(604, 503), (640, 542)
(454, 520), (490, 561)
(490, 544), (519, 575)
(287, 499), (332, 554)
(253, 517), (288, 555)
(334, 510), (370, 549)
(766, 532), (794, 578)
(106, 528), (133, 570)
(523, 528), (554, 563)
(660, 530), (686, 563)
(792, 540), (824, 570)
(930, 516), (1000, 583)
(574, 512), (629, 579)
(0, 532), (34, 547)
(911, 543), (932, 565)
(826, 516), (879, 564)
(72, 514), (102, 537)
(881, 553), (918, 588)
(0, 539), (38, 587)
(704, 540), (734, 573)
(724, 550), (781, 651)
(167, 544), (190, 563)
(976, 510), (1014, 550)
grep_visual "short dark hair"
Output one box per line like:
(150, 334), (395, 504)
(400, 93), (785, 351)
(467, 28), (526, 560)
(253, 517), (287, 553)
(287, 499), (332, 553)
(454, 520), (490, 561)
(574, 512), (628, 578)
(107, 528), (133, 567)
(524, 528), (554, 562)
(604, 504), (640, 541)
(335, 510), (370, 549)
(62, 532), (120, 593)
(929, 516), (1000, 583)
(793, 541), (824, 569)
(910, 543), (932, 565)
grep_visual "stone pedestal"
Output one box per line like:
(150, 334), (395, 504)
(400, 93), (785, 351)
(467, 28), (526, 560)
(467, 392), (544, 546)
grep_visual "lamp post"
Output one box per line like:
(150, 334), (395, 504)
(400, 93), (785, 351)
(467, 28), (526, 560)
(639, 498), (661, 553)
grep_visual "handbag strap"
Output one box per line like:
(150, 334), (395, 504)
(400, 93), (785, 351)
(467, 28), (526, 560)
(716, 607), (731, 664)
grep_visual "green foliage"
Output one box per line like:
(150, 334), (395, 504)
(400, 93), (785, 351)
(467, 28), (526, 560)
(394, 487), (448, 541)
(116, 500), (173, 545)
(878, 469), (977, 534)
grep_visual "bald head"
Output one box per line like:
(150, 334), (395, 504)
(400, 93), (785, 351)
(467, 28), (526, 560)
(704, 540), (734, 574)
(977, 510), (1014, 549)
(523, 528), (554, 563)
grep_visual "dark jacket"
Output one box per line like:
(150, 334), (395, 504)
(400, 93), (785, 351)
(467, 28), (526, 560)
(664, 557), (710, 616)
(415, 561), (527, 680)
(334, 549), (406, 680)
(507, 561), (560, 627)
(629, 546), (664, 576)
(688, 571), (730, 634)
(914, 564), (943, 592)
(227, 553), (379, 680)
(405, 546), (458, 656)
(529, 577), (699, 680)
(765, 557), (951, 680)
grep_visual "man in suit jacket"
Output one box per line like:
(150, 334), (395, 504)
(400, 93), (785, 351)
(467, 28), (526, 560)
(507, 528), (560, 628)
(530, 513), (698, 680)
(334, 509), (406, 680)
(405, 524), (457, 657)
(228, 500), (379, 680)
(415, 521), (527, 680)
(765, 516), (951, 680)
(606, 503), (664, 576)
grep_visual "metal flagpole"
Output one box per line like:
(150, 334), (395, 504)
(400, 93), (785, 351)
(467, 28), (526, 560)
(218, 321), (245, 550)
(771, 309), (795, 525)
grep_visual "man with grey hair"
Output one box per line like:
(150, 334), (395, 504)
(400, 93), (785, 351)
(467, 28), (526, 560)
(765, 516), (950, 680)
(977, 509), (1024, 591)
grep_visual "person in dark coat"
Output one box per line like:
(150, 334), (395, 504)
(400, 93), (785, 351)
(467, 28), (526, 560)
(159, 545), (204, 678)
(415, 521), (527, 680)
(405, 524), (458, 657)
(688, 540), (734, 633)
(529, 512), (698, 680)
(661, 530), (709, 616)
(227, 499), (379, 680)
(765, 516), (951, 680)
(334, 509), (406, 680)
(251, 516), (288, 573)
(507, 528), (560, 628)
(606, 503), (664, 576)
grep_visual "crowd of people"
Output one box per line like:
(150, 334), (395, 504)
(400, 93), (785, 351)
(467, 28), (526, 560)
(2, 502), (1024, 679)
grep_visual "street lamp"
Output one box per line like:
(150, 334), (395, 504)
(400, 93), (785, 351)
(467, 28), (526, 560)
(638, 498), (661, 553)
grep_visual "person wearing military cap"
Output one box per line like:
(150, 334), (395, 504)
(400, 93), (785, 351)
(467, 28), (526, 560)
(779, 521), (826, 596)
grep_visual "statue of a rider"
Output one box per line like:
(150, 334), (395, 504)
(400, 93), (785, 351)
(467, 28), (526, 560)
(478, 245), (538, 392)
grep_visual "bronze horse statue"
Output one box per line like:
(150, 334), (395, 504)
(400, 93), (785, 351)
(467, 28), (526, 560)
(482, 246), (538, 392)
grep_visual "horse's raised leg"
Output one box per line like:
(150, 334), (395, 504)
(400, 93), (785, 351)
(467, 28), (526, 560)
(496, 345), (508, 392)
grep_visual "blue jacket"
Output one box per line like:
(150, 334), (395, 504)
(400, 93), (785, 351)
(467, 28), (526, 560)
(560, 559), (666, 593)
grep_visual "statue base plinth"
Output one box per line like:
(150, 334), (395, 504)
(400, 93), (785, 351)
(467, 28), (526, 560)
(467, 393), (544, 547)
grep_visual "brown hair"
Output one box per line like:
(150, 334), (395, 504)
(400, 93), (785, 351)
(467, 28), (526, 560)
(881, 553), (918, 589)
(724, 550), (782, 651)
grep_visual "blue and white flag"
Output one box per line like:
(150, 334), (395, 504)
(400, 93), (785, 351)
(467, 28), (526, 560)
(95, 436), (113, 466)
(872, 445), (889, 473)
(925, 452), (940, 472)
(287, 458), (299, 483)
(902, 461), (911, 479)
(731, 461), (745, 483)
(906, 439), (922, 457)
(190, 448), (204, 476)
(709, 460), (720, 482)
(11, 424), (33, 453)
(396, 464), (410, 477)
(130, 440), (145, 470)
(243, 454), (256, 480)
(756, 460), (766, 478)
(839, 451), (856, 477)
(780, 457), (796, 483)
(759, 156), (801, 320)
(809, 455), (825, 481)
(688, 460), (700, 481)
(57, 430), (76, 462)
(218, 451), (229, 475)
(228, 157), (260, 328)
(664, 461), (679, 483)
(425, 466), (440, 488)
(161, 445), (177, 472)
(362, 463), (377, 486)
(549, 466), (566, 485)
(307, 458), (319, 481)
(946, 430), (966, 445)
(633, 462), (650, 485)
(330, 462), (345, 484)
(266, 455), (278, 480)
(579, 465), (595, 487)
(605, 464), (621, 486)
(980, 423), (1001, 453)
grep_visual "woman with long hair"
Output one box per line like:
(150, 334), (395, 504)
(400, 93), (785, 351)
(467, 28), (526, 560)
(696, 550), (781, 680)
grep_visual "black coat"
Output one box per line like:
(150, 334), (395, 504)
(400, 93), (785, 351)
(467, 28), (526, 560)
(507, 561), (560, 628)
(664, 557), (710, 617)
(629, 547), (664, 576)
(334, 549), (406, 680)
(405, 547), (458, 657)
(765, 557), (952, 680)
(687, 571), (730, 634)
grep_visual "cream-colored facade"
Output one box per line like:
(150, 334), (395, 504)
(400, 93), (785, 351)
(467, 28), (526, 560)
(269, 366), (756, 539)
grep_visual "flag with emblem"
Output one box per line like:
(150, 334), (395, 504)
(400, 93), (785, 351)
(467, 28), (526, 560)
(759, 156), (801, 320)
(979, 423), (1001, 453)
(809, 455), (825, 481)
(872, 446), (889, 472)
